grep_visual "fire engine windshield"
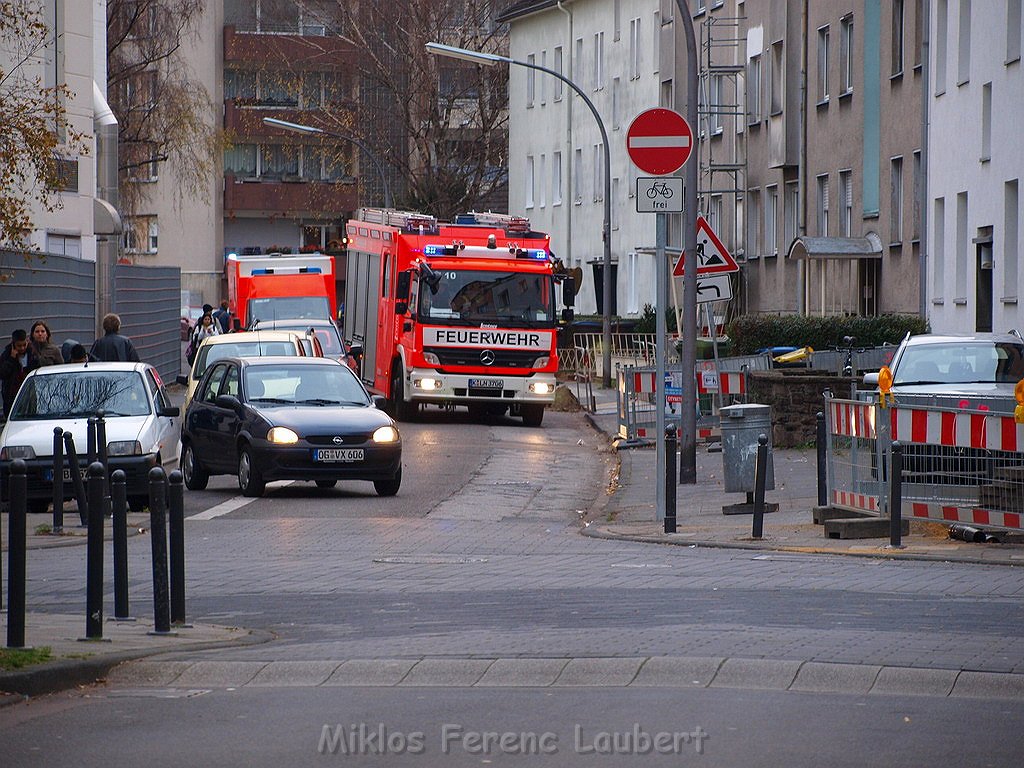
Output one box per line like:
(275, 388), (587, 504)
(418, 270), (554, 327)
(248, 296), (331, 325)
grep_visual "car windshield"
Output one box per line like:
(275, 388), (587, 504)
(11, 370), (151, 419)
(194, 341), (299, 379)
(893, 341), (1024, 385)
(244, 365), (369, 405)
(417, 270), (555, 327)
(248, 296), (330, 324)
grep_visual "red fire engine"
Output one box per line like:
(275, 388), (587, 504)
(226, 252), (338, 329)
(343, 208), (574, 426)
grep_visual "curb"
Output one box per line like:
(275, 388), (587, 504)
(0, 626), (275, 701)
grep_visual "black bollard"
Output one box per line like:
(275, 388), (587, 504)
(52, 427), (65, 532)
(87, 416), (98, 465)
(148, 467), (172, 635)
(111, 470), (132, 621)
(168, 470), (187, 625)
(64, 432), (88, 526)
(84, 462), (106, 640)
(889, 441), (905, 548)
(664, 424), (677, 534)
(752, 434), (768, 539)
(7, 460), (28, 648)
(816, 411), (827, 507)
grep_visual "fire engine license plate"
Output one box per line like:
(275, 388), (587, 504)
(313, 448), (363, 462)
(469, 378), (504, 389)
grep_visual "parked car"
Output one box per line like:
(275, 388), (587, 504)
(180, 356), (401, 497)
(177, 330), (315, 411)
(252, 318), (358, 371)
(0, 362), (180, 513)
(864, 332), (1024, 411)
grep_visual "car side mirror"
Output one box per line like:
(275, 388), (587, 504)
(371, 395), (388, 410)
(215, 394), (242, 411)
(862, 372), (880, 387)
(348, 344), (363, 360)
(561, 276), (576, 307)
(159, 405), (180, 418)
(176, 375), (188, 386)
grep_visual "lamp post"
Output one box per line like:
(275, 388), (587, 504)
(425, 42), (615, 389)
(261, 117), (392, 209)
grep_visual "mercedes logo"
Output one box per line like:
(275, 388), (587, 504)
(480, 349), (496, 366)
(332, 436), (344, 444)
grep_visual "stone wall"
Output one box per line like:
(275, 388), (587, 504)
(747, 370), (856, 448)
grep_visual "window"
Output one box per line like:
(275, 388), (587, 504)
(526, 53), (535, 107)
(302, 72), (321, 108)
(709, 195), (724, 237)
(575, 38), (584, 86)
(840, 15), (854, 94)
(914, 0), (924, 68)
(765, 185), (778, 256)
(539, 51), (547, 105)
(746, 54), (761, 122)
(1005, 180), (1019, 298)
(612, 179), (620, 229)
(260, 144), (298, 179)
(936, 0), (948, 93)
(539, 154), (546, 208)
(981, 82), (992, 161)
(46, 234), (81, 259)
(124, 221), (138, 252)
(1010, 0), (1023, 63)
(708, 74), (723, 134)
(573, 148), (583, 204)
(839, 170), (853, 237)
(612, 77), (621, 130)
(629, 18), (641, 79)
(769, 41), (783, 114)
(593, 144), (603, 202)
(553, 47), (564, 100)
(627, 161), (637, 199)
(260, 71), (299, 107)
(892, 0), (905, 76)
(912, 150), (922, 241)
(225, 144), (257, 177)
(816, 174), (830, 236)
(817, 26), (830, 102)
(525, 155), (535, 208)
(933, 197), (945, 298)
(746, 188), (761, 257)
(148, 220), (159, 252)
(225, 69), (256, 100)
(957, 0), (971, 85)
(553, 151), (562, 205)
(593, 32), (605, 90)
(614, 0), (621, 41)
(889, 158), (903, 245)
(784, 181), (799, 250)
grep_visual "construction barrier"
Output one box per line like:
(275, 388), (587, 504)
(824, 394), (1024, 532)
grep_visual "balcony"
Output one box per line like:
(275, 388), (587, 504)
(224, 102), (355, 140)
(223, 25), (356, 68)
(224, 173), (358, 218)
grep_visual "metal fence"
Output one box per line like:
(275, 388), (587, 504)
(824, 394), (1024, 531)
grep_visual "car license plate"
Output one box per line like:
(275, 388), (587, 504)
(469, 378), (504, 389)
(313, 448), (364, 462)
(43, 467), (88, 482)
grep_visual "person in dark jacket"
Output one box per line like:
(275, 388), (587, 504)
(89, 313), (141, 363)
(29, 320), (64, 366)
(1, 329), (40, 418)
(212, 300), (232, 333)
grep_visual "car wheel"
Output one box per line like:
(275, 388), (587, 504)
(373, 466), (402, 497)
(181, 442), (209, 491)
(238, 446), (266, 497)
(391, 366), (417, 422)
(521, 404), (544, 427)
(315, 479), (337, 489)
(128, 495), (147, 513)
(28, 499), (50, 515)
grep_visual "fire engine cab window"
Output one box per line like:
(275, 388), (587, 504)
(417, 270), (555, 326)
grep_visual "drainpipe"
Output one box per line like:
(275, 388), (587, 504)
(919, 0), (930, 319)
(557, 1), (574, 270)
(93, 81), (121, 327)
(797, 0), (808, 314)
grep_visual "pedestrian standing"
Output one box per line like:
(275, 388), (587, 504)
(29, 320), (64, 366)
(213, 300), (232, 333)
(1, 329), (40, 418)
(90, 313), (141, 363)
(191, 313), (221, 346)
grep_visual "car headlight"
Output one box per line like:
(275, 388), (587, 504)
(106, 441), (142, 456)
(529, 382), (553, 395)
(267, 427), (299, 444)
(1, 445), (36, 460)
(372, 425), (399, 443)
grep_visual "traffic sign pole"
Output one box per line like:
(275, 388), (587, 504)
(655, 212), (667, 523)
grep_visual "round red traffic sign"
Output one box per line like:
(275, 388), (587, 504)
(626, 108), (693, 175)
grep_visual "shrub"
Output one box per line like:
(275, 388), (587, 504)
(725, 313), (929, 355)
(633, 303), (679, 334)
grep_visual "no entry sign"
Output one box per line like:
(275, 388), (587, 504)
(626, 108), (693, 175)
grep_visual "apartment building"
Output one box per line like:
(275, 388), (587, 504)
(927, 0), (1023, 334)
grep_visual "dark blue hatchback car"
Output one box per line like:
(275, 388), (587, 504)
(180, 356), (402, 497)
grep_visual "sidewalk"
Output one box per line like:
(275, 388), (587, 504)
(579, 383), (1024, 566)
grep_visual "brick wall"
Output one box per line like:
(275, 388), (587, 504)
(748, 371), (856, 448)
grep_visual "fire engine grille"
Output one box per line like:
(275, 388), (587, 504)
(425, 347), (540, 369)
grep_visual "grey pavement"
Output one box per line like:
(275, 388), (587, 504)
(3, 381), (1024, 703)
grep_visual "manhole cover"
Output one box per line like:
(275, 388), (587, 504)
(374, 556), (489, 565)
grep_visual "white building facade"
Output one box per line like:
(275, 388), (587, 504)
(927, 0), (1023, 333)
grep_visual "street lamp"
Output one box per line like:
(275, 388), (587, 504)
(261, 117), (392, 209)
(425, 42), (615, 389)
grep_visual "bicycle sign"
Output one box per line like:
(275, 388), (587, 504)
(636, 177), (683, 213)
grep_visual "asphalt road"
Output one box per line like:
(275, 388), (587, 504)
(3, 408), (1024, 765)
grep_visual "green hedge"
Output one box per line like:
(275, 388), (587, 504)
(725, 314), (929, 355)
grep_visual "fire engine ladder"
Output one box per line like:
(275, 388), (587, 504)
(461, 210), (532, 233)
(356, 207), (438, 230)
(697, 13), (747, 317)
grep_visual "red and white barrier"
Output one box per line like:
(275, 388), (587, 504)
(890, 406), (1024, 452)
(906, 501), (1021, 532)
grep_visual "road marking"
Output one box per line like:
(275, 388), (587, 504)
(187, 481), (294, 520)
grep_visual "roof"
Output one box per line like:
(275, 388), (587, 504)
(787, 234), (882, 260)
(234, 356), (344, 368)
(33, 361), (149, 374)
(904, 332), (1024, 345)
(200, 330), (304, 345)
(496, 0), (562, 23)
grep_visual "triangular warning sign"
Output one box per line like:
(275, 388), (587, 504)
(672, 216), (739, 277)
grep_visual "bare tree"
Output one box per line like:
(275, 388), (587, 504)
(0, 0), (87, 251)
(106, 0), (221, 220)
